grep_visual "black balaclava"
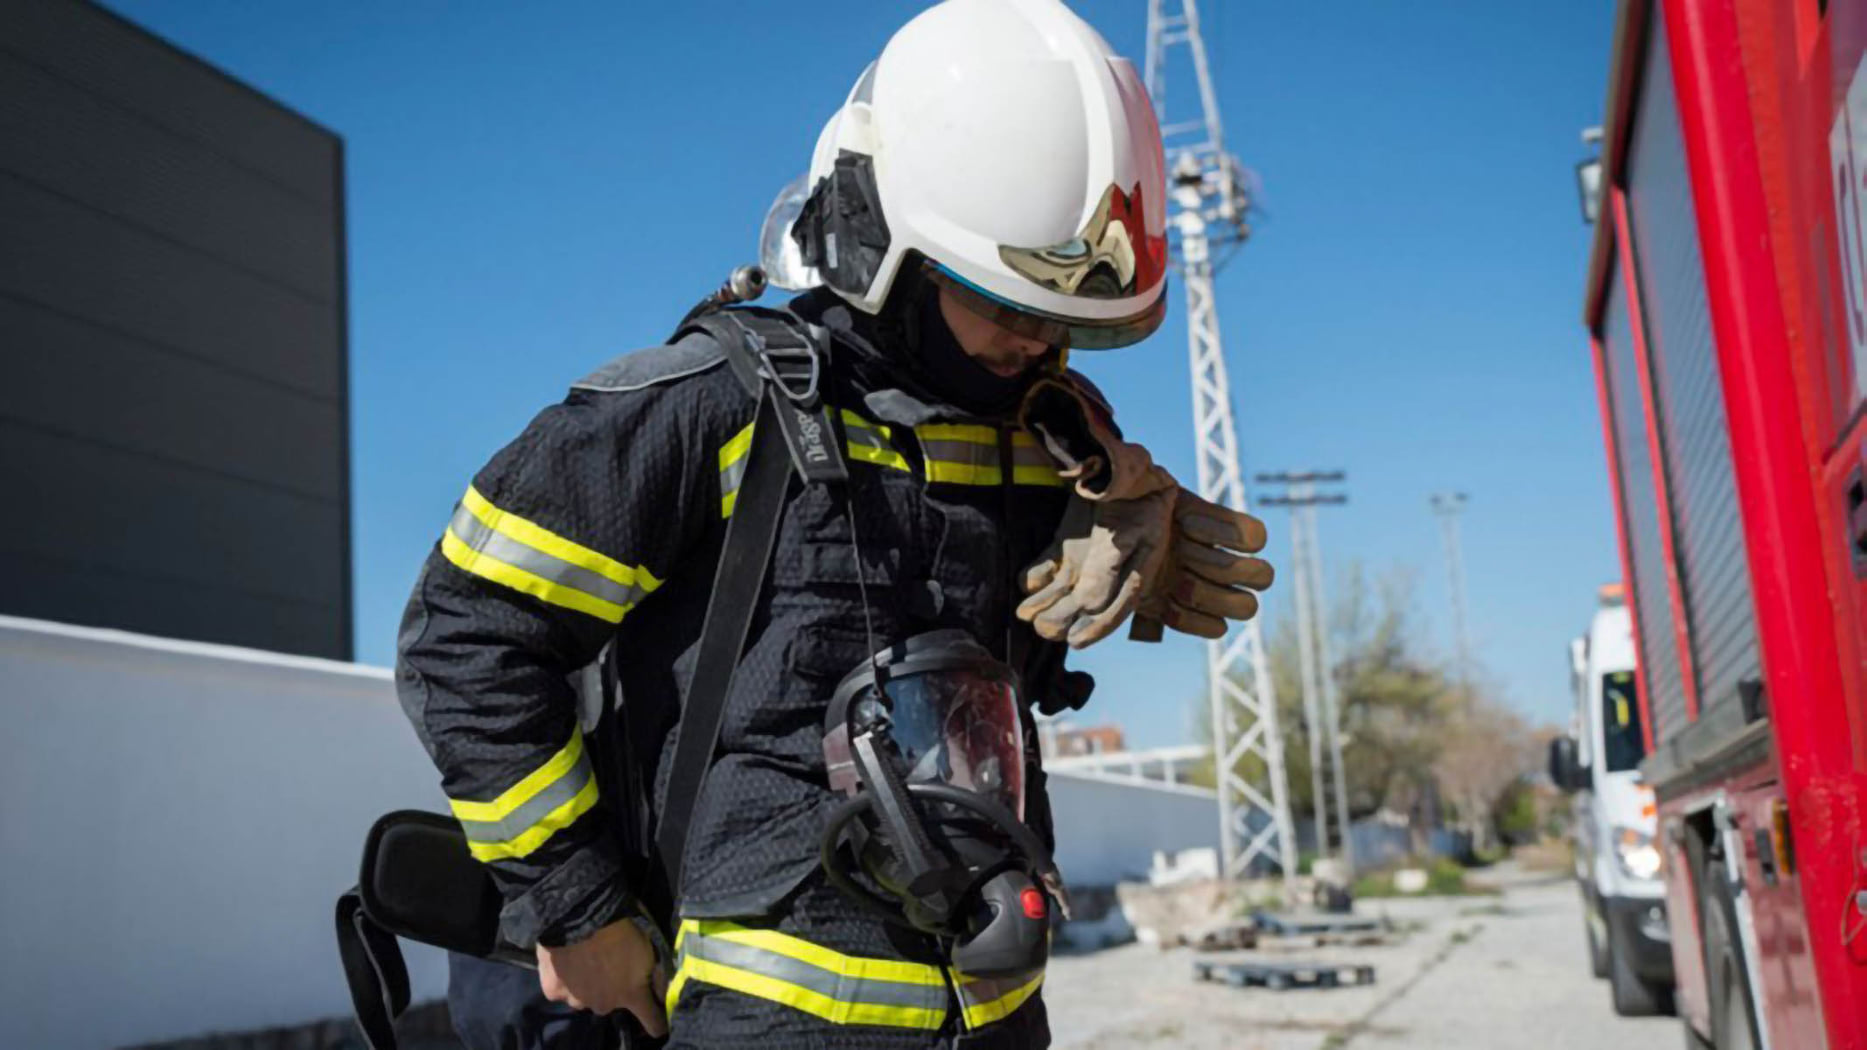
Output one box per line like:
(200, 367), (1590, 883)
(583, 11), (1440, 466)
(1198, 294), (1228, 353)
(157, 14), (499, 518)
(789, 273), (1052, 419)
(908, 278), (1033, 417)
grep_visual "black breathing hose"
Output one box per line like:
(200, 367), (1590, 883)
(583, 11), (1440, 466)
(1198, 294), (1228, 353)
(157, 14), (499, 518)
(817, 783), (1060, 933)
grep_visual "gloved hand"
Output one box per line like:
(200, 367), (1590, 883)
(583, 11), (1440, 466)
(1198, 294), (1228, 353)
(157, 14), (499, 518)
(1016, 467), (1177, 649)
(1132, 489), (1274, 640)
(1018, 375), (1160, 501)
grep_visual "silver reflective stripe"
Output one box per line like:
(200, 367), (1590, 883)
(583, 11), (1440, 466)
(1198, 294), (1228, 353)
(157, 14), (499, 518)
(919, 440), (996, 466)
(955, 967), (1042, 1011)
(1011, 443), (1056, 469)
(954, 965), (1044, 1028)
(446, 505), (647, 607)
(720, 454), (748, 501)
(448, 504), (648, 609)
(453, 748), (594, 844)
(844, 425), (890, 452)
(679, 932), (949, 1014)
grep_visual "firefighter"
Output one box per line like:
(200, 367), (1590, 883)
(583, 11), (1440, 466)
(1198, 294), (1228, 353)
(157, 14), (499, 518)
(395, 2), (1272, 1047)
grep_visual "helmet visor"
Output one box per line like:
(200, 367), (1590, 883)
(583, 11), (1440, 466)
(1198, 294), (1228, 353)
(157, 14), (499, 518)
(884, 671), (1025, 820)
(759, 173), (821, 292)
(925, 263), (1167, 351)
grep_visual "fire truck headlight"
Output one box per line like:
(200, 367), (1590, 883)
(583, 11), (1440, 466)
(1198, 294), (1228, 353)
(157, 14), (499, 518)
(1613, 826), (1663, 881)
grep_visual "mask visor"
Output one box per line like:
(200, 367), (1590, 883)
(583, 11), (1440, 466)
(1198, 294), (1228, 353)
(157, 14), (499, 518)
(883, 672), (1025, 820)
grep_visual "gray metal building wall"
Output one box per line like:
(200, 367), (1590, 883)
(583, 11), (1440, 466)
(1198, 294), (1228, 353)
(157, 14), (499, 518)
(0, 0), (351, 659)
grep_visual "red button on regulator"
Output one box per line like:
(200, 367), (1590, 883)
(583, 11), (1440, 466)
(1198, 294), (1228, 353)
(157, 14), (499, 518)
(1020, 886), (1047, 920)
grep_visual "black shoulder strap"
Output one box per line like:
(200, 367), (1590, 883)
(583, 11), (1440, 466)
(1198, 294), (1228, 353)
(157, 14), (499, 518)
(333, 305), (840, 1048)
(654, 307), (845, 900)
(335, 888), (409, 1050)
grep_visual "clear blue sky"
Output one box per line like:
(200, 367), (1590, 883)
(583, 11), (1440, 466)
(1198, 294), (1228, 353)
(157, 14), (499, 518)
(107, 1), (1617, 747)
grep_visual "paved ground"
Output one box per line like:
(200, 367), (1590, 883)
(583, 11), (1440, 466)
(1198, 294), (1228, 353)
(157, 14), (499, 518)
(1044, 866), (1683, 1049)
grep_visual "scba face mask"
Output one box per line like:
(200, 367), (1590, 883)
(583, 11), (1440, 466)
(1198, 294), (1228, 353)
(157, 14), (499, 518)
(820, 629), (1067, 977)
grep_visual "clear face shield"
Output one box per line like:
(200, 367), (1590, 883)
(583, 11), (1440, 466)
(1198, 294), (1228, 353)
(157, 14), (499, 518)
(880, 668), (1025, 820)
(758, 174), (821, 293)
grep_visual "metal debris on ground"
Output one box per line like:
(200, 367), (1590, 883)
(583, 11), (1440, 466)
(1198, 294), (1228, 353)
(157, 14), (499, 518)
(1250, 910), (1385, 938)
(1189, 920), (1260, 951)
(1193, 958), (1377, 991)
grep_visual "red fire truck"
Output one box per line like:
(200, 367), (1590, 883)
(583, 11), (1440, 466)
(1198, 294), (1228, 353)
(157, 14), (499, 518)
(1582, 0), (1867, 1045)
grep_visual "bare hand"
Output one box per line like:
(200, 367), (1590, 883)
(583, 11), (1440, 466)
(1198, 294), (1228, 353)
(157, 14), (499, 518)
(536, 918), (669, 1036)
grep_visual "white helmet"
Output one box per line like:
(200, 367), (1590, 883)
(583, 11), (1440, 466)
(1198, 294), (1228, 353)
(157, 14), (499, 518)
(790, 0), (1169, 350)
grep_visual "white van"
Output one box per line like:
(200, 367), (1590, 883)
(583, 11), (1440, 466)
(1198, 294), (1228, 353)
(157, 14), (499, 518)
(1549, 585), (1674, 1016)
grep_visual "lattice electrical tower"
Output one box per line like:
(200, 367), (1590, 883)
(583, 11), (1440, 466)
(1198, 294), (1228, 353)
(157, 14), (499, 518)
(1145, 0), (1297, 889)
(1259, 473), (1352, 874)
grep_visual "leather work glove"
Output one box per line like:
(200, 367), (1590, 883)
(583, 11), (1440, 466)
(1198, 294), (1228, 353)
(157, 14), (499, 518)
(1014, 374), (1274, 645)
(1130, 489), (1275, 641)
(1018, 374), (1160, 501)
(1016, 374), (1184, 648)
(1017, 475), (1177, 649)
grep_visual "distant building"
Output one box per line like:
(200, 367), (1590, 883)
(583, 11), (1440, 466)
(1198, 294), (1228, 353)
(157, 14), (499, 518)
(1042, 721), (1128, 758)
(0, 0), (351, 658)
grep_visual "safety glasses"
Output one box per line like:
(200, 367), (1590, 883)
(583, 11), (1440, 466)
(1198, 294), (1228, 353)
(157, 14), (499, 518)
(923, 262), (1167, 351)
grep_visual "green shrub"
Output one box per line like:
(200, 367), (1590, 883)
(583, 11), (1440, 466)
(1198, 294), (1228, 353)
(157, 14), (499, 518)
(1348, 854), (1497, 898)
(1351, 870), (1396, 898)
(1425, 856), (1467, 895)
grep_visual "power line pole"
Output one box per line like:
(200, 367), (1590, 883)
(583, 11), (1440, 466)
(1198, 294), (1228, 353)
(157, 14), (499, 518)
(1259, 473), (1353, 874)
(1430, 492), (1473, 698)
(1146, 0), (1296, 892)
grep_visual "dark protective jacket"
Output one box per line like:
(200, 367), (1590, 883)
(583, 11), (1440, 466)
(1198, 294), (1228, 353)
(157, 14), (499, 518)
(395, 290), (1085, 967)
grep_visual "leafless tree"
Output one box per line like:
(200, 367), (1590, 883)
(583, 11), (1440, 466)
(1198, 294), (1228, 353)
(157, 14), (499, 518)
(1433, 695), (1537, 853)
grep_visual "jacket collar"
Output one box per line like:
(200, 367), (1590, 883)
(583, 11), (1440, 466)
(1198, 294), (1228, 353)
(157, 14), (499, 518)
(784, 288), (1042, 429)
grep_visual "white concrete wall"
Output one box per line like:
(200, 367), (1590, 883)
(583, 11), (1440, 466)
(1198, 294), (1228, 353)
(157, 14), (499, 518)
(0, 615), (450, 1050)
(1045, 771), (1220, 886)
(0, 613), (1225, 1047)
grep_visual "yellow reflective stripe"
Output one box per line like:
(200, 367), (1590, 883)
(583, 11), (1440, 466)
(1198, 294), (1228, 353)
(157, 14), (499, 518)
(1008, 428), (1069, 486)
(955, 969), (1045, 1029)
(449, 730), (586, 823)
(917, 422), (998, 446)
(677, 955), (946, 1029)
(672, 919), (1042, 1031)
(841, 409), (912, 473)
(919, 422), (1063, 487)
(449, 729), (603, 862)
(847, 441), (912, 473)
(695, 921), (947, 987)
(665, 967), (689, 1018)
(725, 408), (1064, 487)
(719, 420), (756, 518)
(838, 408), (894, 440)
(1011, 464), (1069, 487)
(462, 776), (600, 862)
(925, 460), (1002, 485)
(720, 421), (756, 469)
(441, 530), (631, 623)
(462, 486), (663, 593)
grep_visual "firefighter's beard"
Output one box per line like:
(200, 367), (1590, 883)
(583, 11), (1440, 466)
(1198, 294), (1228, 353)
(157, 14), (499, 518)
(912, 283), (1051, 414)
